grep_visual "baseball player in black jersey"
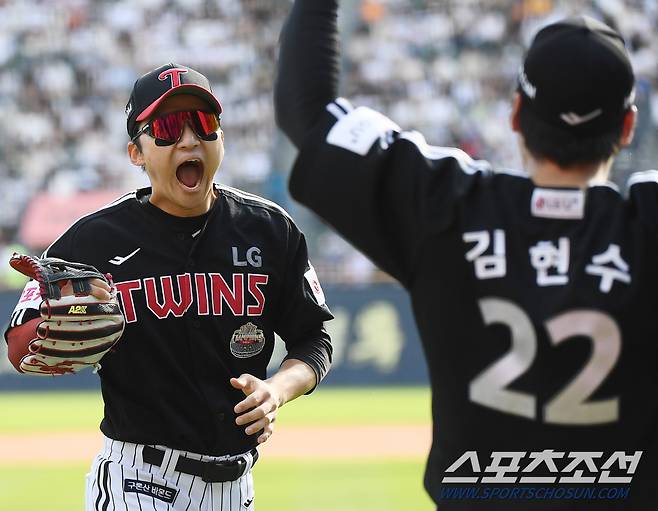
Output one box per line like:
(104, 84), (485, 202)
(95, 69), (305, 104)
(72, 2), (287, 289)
(276, 3), (658, 510)
(5, 63), (333, 510)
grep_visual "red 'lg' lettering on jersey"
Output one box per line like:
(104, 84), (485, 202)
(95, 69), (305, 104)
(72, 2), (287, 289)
(144, 274), (193, 319)
(115, 280), (142, 323)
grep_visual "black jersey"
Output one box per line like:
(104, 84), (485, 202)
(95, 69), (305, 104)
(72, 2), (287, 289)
(8, 184), (332, 456)
(289, 100), (658, 509)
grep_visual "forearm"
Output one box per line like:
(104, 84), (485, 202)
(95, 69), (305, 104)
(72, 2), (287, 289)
(275, 0), (340, 147)
(5, 318), (40, 373)
(267, 358), (318, 407)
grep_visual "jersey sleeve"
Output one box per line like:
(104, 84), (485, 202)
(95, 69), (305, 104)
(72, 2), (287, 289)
(289, 99), (489, 287)
(273, 221), (333, 391)
(627, 170), (658, 236)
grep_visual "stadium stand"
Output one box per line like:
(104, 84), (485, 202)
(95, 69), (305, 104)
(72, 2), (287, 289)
(1, 0), (657, 287)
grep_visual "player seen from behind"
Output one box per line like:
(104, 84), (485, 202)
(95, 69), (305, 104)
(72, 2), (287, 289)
(275, 2), (657, 509)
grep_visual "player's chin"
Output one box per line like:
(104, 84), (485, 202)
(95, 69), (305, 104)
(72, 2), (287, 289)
(171, 180), (214, 214)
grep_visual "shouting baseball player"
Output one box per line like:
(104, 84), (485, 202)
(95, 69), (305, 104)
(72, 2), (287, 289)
(5, 63), (333, 511)
(276, 3), (658, 510)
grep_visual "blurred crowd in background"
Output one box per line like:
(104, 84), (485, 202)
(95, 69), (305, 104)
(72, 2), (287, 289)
(1, 0), (658, 289)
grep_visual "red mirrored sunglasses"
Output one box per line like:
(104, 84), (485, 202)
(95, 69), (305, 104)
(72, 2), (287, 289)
(131, 110), (220, 146)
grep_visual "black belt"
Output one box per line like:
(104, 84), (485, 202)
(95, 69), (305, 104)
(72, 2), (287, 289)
(142, 446), (258, 483)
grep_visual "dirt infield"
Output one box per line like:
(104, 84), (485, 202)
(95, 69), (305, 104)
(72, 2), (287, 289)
(0, 424), (431, 464)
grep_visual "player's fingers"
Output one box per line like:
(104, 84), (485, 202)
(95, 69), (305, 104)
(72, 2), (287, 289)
(247, 412), (276, 437)
(89, 281), (111, 301)
(234, 392), (263, 416)
(234, 381), (277, 413)
(59, 279), (111, 300)
(89, 278), (111, 292)
(60, 281), (73, 296)
(257, 416), (276, 444)
(235, 403), (267, 426)
(257, 430), (273, 444)
(236, 401), (272, 427)
(230, 374), (258, 394)
(230, 377), (245, 390)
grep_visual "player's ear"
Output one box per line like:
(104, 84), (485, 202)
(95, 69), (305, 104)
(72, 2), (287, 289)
(510, 93), (522, 133)
(127, 141), (145, 167)
(620, 105), (638, 147)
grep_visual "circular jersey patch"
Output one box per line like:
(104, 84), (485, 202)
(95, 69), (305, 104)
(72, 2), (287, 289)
(230, 322), (266, 358)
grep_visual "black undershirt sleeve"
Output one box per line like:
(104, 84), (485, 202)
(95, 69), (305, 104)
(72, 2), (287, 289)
(275, 0), (340, 147)
(274, 221), (333, 392)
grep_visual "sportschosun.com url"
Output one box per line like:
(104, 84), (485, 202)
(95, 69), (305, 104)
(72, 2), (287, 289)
(439, 486), (630, 501)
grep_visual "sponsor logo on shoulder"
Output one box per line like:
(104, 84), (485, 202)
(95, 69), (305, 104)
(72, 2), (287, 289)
(230, 322), (266, 358)
(531, 189), (584, 220)
(304, 263), (326, 306)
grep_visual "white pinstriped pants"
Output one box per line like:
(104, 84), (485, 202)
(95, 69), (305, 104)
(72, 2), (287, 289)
(85, 436), (256, 511)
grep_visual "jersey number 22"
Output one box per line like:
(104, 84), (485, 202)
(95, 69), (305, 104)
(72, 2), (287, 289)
(469, 297), (620, 425)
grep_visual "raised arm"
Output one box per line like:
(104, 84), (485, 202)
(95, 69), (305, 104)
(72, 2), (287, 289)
(274, 0), (341, 147)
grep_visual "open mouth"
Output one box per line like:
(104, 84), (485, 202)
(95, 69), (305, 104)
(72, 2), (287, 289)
(176, 159), (203, 189)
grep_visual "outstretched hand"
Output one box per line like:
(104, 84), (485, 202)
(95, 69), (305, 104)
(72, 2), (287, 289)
(231, 374), (282, 444)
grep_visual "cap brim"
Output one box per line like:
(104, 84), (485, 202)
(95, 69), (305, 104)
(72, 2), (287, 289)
(135, 84), (223, 122)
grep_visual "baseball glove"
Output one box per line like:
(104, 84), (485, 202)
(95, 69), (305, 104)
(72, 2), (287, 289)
(9, 254), (125, 376)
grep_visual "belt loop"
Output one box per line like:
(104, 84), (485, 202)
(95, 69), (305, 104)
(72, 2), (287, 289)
(242, 449), (256, 475)
(158, 447), (179, 480)
(134, 444), (146, 471)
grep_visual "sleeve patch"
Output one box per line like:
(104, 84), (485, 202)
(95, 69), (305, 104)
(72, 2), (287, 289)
(304, 264), (326, 306)
(326, 106), (400, 156)
(9, 280), (42, 328)
(14, 280), (42, 313)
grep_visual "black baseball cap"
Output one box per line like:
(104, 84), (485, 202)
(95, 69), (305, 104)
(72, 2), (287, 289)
(126, 63), (222, 137)
(518, 16), (635, 136)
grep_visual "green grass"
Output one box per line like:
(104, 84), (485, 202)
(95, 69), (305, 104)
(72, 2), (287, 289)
(254, 458), (433, 511)
(278, 386), (431, 426)
(0, 388), (434, 510)
(0, 387), (431, 432)
(0, 459), (434, 511)
(0, 391), (104, 433)
(0, 463), (87, 511)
